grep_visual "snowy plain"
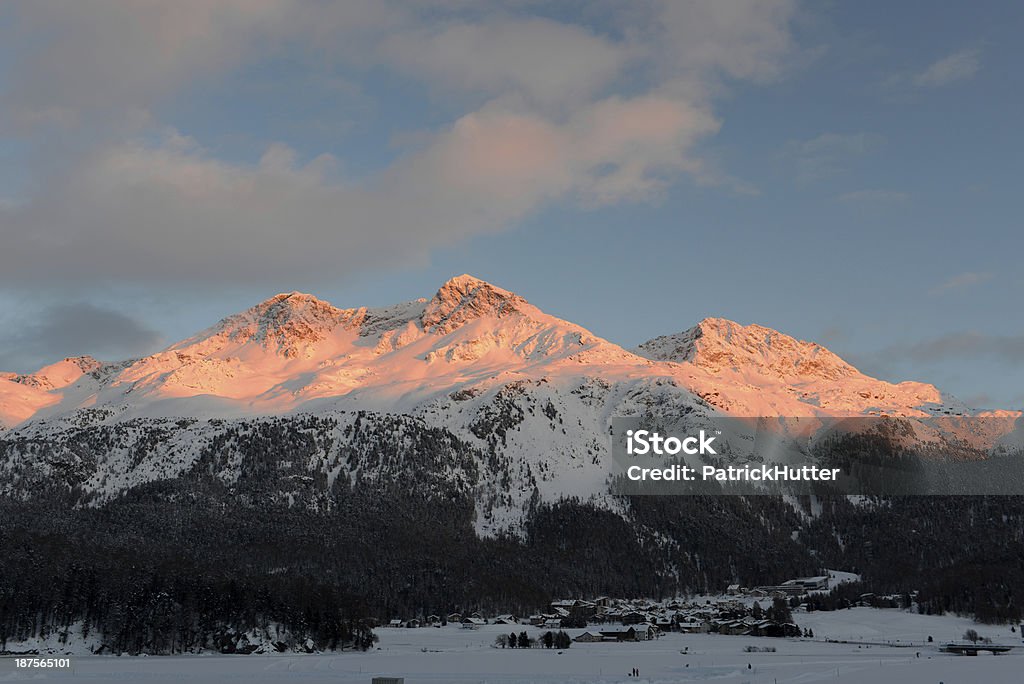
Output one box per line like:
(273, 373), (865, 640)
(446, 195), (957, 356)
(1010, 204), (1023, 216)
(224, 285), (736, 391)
(3, 608), (1022, 684)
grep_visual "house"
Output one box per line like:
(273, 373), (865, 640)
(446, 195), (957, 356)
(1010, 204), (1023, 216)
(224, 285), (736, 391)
(727, 584), (742, 595)
(747, 620), (775, 637)
(493, 614), (518, 625)
(461, 617), (485, 629)
(573, 631), (604, 643)
(678, 619), (711, 634)
(599, 628), (639, 642)
(405, 619), (420, 629)
(388, 619), (404, 628)
(447, 613), (462, 623)
(639, 624), (658, 640)
(717, 620), (750, 636)
(550, 599), (597, 620)
(655, 616), (674, 631)
(425, 614), (440, 625)
(542, 618), (562, 629)
(621, 611), (647, 625)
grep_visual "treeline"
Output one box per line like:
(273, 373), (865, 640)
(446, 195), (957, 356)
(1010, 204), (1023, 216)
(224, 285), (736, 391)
(796, 496), (1024, 623)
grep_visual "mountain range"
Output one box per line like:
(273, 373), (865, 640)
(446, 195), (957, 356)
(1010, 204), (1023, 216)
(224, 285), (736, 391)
(3, 274), (1008, 425)
(1, 274), (1019, 529)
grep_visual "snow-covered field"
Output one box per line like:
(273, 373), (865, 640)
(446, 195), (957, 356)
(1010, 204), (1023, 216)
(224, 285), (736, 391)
(3, 610), (1022, 683)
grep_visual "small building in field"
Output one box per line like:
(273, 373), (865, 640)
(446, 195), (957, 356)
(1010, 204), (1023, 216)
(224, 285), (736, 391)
(599, 628), (639, 642)
(573, 631), (604, 643)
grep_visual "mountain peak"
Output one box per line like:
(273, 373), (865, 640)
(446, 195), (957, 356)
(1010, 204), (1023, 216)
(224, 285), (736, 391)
(193, 291), (347, 357)
(421, 275), (530, 334)
(637, 317), (858, 381)
(60, 355), (104, 372)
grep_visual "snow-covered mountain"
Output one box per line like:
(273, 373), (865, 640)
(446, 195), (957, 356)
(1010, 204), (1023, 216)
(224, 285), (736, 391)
(1, 274), (1000, 428)
(634, 317), (976, 417)
(1, 275), (1019, 532)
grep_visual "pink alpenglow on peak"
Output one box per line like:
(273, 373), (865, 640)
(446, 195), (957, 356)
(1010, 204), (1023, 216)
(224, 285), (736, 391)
(422, 275), (530, 334)
(637, 317), (858, 381)
(0, 275), (1013, 430)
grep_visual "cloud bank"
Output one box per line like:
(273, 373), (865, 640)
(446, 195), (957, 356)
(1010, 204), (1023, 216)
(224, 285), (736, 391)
(0, 0), (799, 288)
(0, 302), (161, 373)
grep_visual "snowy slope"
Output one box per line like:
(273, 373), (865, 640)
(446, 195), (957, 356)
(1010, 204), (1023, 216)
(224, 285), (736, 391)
(635, 318), (972, 418)
(1, 275), (1020, 532)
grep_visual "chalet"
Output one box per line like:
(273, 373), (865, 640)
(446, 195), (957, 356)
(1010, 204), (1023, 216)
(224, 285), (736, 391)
(746, 620), (775, 637)
(573, 631), (605, 643)
(447, 613), (462, 623)
(492, 614), (518, 625)
(550, 599), (597, 620)
(425, 615), (440, 625)
(599, 627), (639, 642)
(678, 619), (711, 634)
(543, 618), (563, 629)
(621, 611), (647, 625)
(716, 620), (750, 636)
(388, 619), (404, 628)
(405, 619), (420, 629)
(599, 610), (624, 624)
(461, 617), (485, 629)
(727, 584), (742, 595)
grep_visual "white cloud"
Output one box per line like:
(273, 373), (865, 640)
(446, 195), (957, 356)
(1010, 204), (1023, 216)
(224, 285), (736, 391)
(0, 0), (800, 287)
(380, 17), (631, 111)
(914, 49), (981, 88)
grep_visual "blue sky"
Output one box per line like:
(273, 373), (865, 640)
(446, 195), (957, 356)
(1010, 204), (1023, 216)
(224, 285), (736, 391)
(0, 1), (1021, 407)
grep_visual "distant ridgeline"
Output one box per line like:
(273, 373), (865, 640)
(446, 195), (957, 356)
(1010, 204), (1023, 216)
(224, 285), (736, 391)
(2, 412), (1024, 654)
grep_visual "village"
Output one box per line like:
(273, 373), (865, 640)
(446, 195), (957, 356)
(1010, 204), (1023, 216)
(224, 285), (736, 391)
(378, 575), (849, 643)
